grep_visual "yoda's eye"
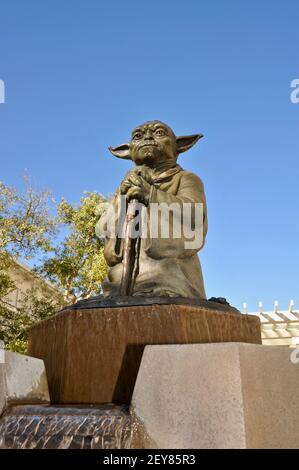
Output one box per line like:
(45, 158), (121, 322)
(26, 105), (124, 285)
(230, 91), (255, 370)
(155, 129), (165, 136)
(133, 133), (143, 140)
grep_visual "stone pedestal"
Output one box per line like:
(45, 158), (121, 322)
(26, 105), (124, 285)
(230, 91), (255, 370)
(131, 343), (299, 448)
(0, 351), (49, 417)
(28, 302), (261, 405)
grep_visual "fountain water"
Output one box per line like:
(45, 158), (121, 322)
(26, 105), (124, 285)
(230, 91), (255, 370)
(0, 404), (137, 449)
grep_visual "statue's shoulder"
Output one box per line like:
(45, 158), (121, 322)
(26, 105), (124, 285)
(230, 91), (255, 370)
(178, 169), (205, 189)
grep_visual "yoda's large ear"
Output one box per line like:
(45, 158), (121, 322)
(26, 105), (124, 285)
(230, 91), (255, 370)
(176, 134), (203, 154)
(108, 143), (131, 160)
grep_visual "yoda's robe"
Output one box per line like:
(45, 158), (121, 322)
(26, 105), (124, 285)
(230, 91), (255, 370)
(98, 164), (208, 299)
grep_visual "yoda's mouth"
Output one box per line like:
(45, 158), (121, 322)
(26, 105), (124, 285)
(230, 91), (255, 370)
(140, 143), (158, 148)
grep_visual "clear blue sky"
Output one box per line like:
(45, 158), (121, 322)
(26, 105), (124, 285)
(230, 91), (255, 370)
(1, 0), (298, 312)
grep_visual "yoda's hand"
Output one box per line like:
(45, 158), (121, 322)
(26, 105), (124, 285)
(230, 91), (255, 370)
(120, 168), (153, 205)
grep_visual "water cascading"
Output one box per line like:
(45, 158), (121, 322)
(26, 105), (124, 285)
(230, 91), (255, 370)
(0, 404), (136, 449)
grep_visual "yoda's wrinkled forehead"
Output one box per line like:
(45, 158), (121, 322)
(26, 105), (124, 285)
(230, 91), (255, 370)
(131, 120), (176, 140)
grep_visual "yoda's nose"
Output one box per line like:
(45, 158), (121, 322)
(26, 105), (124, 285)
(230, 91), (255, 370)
(144, 129), (154, 139)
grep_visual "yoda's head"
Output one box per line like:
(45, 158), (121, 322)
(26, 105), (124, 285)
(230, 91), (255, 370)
(109, 120), (203, 168)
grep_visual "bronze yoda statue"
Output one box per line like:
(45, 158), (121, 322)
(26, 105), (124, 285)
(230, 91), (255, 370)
(97, 120), (208, 299)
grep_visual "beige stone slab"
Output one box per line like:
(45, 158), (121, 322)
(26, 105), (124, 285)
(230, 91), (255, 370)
(0, 366), (5, 418)
(239, 344), (299, 448)
(131, 343), (299, 449)
(0, 351), (50, 416)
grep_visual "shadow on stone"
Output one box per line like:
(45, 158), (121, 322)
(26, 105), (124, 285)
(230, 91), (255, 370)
(112, 344), (145, 405)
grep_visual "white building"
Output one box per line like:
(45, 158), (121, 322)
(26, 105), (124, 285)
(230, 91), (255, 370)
(245, 301), (299, 347)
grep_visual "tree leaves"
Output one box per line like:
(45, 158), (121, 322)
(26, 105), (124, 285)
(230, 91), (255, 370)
(38, 191), (107, 300)
(0, 179), (108, 353)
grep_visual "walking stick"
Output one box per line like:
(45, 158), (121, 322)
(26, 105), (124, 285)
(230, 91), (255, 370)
(120, 199), (141, 296)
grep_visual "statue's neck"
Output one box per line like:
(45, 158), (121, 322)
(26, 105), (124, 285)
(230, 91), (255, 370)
(136, 161), (178, 177)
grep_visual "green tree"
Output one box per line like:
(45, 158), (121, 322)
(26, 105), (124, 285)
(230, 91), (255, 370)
(0, 289), (63, 354)
(0, 179), (108, 353)
(0, 177), (58, 352)
(0, 177), (56, 259)
(38, 192), (107, 301)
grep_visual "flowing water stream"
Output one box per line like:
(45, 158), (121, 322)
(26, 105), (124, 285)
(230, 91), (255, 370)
(0, 404), (137, 449)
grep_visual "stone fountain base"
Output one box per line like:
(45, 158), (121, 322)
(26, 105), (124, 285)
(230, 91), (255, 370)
(27, 299), (261, 405)
(3, 329), (299, 449)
